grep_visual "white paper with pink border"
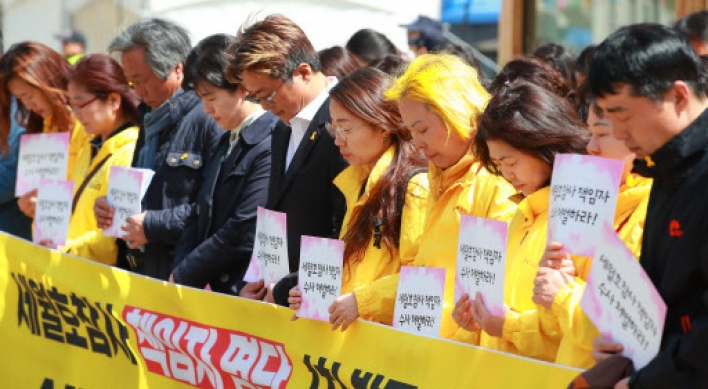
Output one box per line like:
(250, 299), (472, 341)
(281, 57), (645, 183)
(548, 154), (623, 257)
(455, 215), (508, 317)
(103, 166), (154, 238)
(295, 236), (343, 321)
(243, 207), (290, 286)
(393, 266), (446, 338)
(33, 178), (74, 246)
(16, 132), (70, 196)
(580, 222), (666, 369)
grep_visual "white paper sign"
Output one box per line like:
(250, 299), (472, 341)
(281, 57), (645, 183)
(296, 236), (344, 321)
(393, 266), (446, 338)
(548, 154), (623, 257)
(243, 207), (291, 286)
(455, 215), (508, 317)
(33, 179), (74, 246)
(580, 222), (667, 369)
(16, 132), (70, 196)
(104, 167), (154, 238)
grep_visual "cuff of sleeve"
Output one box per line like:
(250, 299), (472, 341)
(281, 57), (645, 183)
(353, 285), (374, 318)
(551, 279), (582, 318)
(455, 327), (481, 345)
(501, 311), (520, 344)
(142, 211), (158, 241)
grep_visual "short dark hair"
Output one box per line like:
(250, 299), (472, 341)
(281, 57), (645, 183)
(317, 46), (359, 79)
(183, 34), (239, 92)
(345, 29), (397, 64)
(531, 42), (576, 88)
(674, 10), (708, 43)
(589, 23), (708, 101)
(227, 14), (320, 82)
(475, 81), (589, 176)
(370, 54), (408, 77)
(489, 57), (571, 100)
(574, 44), (596, 81)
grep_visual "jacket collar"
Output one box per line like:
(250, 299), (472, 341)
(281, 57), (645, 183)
(168, 89), (201, 125)
(428, 152), (476, 201)
(94, 125), (139, 161)
(240, 111), (277, 146)
(333, 145), (395, 201)
(515, 186), (550, 227)
(615, 174), (652, 225)
(634, 107), (708, 181)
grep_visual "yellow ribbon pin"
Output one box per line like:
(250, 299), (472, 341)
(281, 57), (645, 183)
(310, 131), (317, 141)
(180, 153), (189, 160)
(644, 156), (655, 167)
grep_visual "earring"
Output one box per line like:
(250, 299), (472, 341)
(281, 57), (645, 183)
(383, 136), (388, 142)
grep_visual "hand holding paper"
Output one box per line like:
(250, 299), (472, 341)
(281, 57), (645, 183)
(33, 179), (74, 247)
(243, 207), (290, 286)
(581, 223), (666, 369)
(455, 215), (508, 317)
(393, 266), (446, 338)
(295, 236), (344, 321)
(548, 154), (623, 257)
(94, 196), (115, 229)
(16, 132), (70, 197)
(104, 167), (154, 238)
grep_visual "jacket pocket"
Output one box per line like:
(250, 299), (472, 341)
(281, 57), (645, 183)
(165, 151), (204, 198)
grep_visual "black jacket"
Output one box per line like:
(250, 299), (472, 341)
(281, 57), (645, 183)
(116, 91), (222, 280)
(629, 108), (708, 389)
(171, 112), (278, 293)
(266, 98), (348, 272)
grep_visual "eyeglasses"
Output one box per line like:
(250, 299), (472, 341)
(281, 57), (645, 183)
(325, 122), (365, 140)
(70, 95), (100, 111)
(247, 80), (285, 105)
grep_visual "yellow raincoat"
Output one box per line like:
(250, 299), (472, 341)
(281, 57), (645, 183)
(465, 187), (562, 361)
(42, 116), (92, 181)
(370, 153), (516, 338)
(335, 146), (429, 325)
(61, 125), (138, 264)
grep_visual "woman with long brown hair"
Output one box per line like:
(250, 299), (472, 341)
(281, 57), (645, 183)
(0, 42), (91, 218)
(287, 67), (430, 330)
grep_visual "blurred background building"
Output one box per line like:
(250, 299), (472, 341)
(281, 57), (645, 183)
(1, 0), (707, 68)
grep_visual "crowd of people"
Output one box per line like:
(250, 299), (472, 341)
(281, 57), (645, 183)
(1, 9), (708, 388)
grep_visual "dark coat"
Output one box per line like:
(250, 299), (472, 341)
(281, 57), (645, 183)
(266, 98), (348, 273)
(171, 112), (278, 293)
(628, 108), (708, 388)
(116, 90), (222, 280)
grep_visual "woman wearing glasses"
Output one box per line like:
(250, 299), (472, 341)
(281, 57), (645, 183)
(47, 54), (140, 264)
(287, 67), (429, 330)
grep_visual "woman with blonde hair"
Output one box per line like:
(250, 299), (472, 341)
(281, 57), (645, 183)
(0, 42), (90, 218)
(380, 54), (516, 339)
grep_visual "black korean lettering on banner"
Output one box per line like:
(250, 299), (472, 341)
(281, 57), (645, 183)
(11, 273), (137, 364)
(304, 354), (417, 389)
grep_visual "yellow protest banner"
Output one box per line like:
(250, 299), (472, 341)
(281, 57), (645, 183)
(0, 233), (581, 388)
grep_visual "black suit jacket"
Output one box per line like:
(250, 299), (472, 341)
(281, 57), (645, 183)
(171, 112), (279, 293)
(267, 98), (348, 272)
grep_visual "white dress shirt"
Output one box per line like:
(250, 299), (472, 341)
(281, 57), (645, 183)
(285, 76), (338, 170)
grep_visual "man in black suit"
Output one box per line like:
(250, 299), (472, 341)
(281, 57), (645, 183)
(227, 14), (348, 301)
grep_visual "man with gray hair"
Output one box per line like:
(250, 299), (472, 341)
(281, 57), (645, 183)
(94, 18), (221, 280)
